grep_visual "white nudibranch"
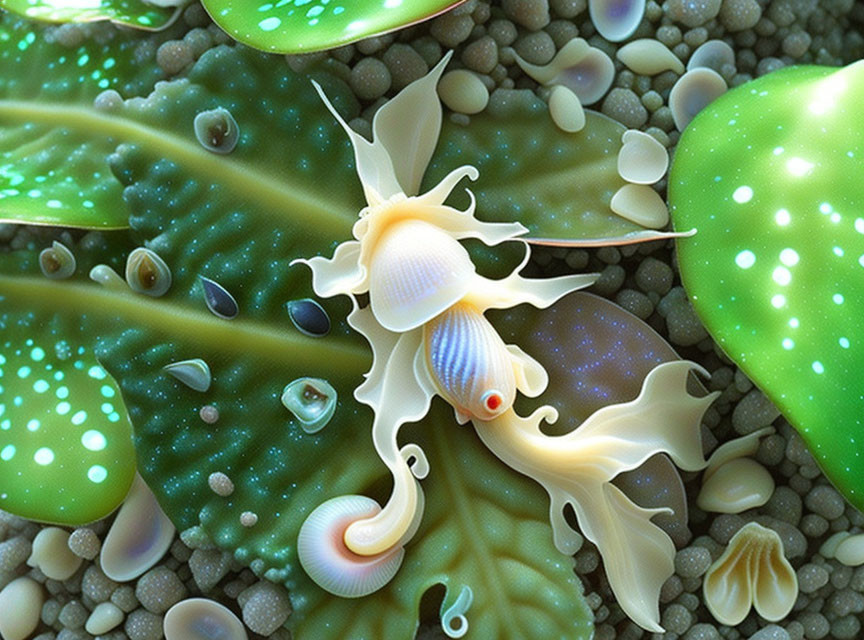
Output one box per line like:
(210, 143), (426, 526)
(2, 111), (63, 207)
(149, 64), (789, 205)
(292, 50), (718, 635)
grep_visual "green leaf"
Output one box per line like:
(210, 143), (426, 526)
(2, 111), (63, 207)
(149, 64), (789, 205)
(0, 14), (175, 229)
(199, 0), (464, 54)
(0, 0), (180, 32)
(427, 93), (663, 245)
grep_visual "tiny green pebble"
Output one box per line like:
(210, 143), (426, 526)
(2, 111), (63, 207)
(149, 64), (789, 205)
(670, 60), (864, 511)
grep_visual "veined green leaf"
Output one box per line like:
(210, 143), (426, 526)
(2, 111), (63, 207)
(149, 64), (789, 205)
(0, 0), (180, 32)
(0, 13), (176, 228)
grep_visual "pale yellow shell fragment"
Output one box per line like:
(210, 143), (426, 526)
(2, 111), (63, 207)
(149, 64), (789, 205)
(101, 475), (176, 582)
(27, 527), (82, 580)
(820, 531), (852, 559)
(834, 534), (864, 567)
(703, 426), (775, 479)
(164, 598), (248, 640)
(85, 602), (124, 635)
(616, 39), (685, 76)
(610, 184), (670, 229)
(617, 130), (669, 185)
(669, 68), (728, 131)
(703, 522), (797, 625)
(514, 38), (614, 105)
(548, 85), (586, 133)
(0, 577), (43, 640)
(438, 70), (489, 115)
(589, 0), (644, 42)
(697, 458), (775, 513)
(688, 40), (736, 73)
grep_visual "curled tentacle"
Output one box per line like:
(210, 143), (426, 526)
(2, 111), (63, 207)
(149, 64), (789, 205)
(297, 495), (405, 598)
(472, 361), (718, 632)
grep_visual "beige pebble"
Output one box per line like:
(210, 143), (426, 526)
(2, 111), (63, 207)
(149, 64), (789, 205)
(101, 475), (175, 582)
(820, 531), (852, 559)
(199, 405), (219, 424)
(616, 39), (685, 75)
(85, 601), (125, 634)
(618, 130), (669, 184)
(610, 184), (669, 228)
(548, 85), (585, 132)
(437, 70), (489, 115)
(27, 527), (82, 581)
(669, 67), (727, 131)
(0, 577), (43, 640)
(687, 39), (736, 73)
(590, 0), (644, 42)
(697, 458), (775, 513)
(164, 598), (248, 640)
(208, 471), (235, 497)
(240, 511), (259, 528)
(703, 426), (775, 478)
(835, 534), (864, 567)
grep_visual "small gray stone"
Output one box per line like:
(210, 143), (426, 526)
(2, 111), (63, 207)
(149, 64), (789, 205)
(82, 565), (118, 603)
(749, 625), (790, 640)
(67, 529), (100, 561)
(764, 487), (803, 526)
(135, 566), (187, 615)
(124, 608), (163, 640)
(502, 0), (550, 29)
(797, 564), (829, 593)
(675, 547), (712, 578)
(684, 622), (721, 640)
(805, 485), (846, 520)
(0, 536), (31, 572)
(732, 389), (781, 435)
(239, 581), (292, 635)
(601, 88), (648, 129)
(58, 600), (88, 629)
(189, 548), (231, 592)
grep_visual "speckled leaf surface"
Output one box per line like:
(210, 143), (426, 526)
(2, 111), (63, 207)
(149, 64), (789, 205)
(669, 61), (864, 510)
(0, 0), (179, 31)
(200, 0), (465, 54)
(428, 95), (656, 245)
(0, 14), (171, 228)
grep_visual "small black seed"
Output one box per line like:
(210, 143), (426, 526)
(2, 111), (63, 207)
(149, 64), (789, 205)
(199, 275), (239, 319)
(287, 298), (331, 337)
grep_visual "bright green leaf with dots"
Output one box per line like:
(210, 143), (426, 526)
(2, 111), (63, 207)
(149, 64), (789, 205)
(670, 60), (864, 510)
(0, 315), (135, 524)
(199, 0), (464, 54)
(0, 0), (180, 33)
(0, 14), (175, 229)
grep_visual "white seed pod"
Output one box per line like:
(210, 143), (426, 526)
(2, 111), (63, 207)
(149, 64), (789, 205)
(697, 457), (775, 513)
(589, 0), (645, 42)
(423, 303), (516, 423)
(194, 107), (240, 154)
(89, 264), (127, 290)
(688, 40), (736, 73)
(163, 358), (212, 393)
(618, 130), (669, 185)
(39, 241), (76, 279)
(164, 598), (248, 640)
(437, 70), (489, 115)
(101, 475), (175, 582)
(297, 495), (404, 598)
(548, 85), (586, 133)
(616, 39), (685, 75)
(610, 184), (669, 229)
(669, 67), (728, 131)
(369, 219), (476, 332)
(125, 247), (172, 297)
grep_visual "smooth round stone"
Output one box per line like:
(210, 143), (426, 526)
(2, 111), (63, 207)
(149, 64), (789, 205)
(0, 338), (136, 524)
(0, 577), (43, 640)
(85, 601), (124, 635)
(697, 457), (775, 513)
(164, 598), (248, 640)
(437, 69), (489, 115)
(835, 534), (864, 567)
(27, 527), (82, 580)
(670, 61), (864, 511)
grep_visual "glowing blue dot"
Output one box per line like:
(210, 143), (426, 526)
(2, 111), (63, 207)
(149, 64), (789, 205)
(33, 380), (49, 393)
(81, 430), (107, 451)
(735, 250), (756, 269)
(30, 347), (45, 361)
(17, 366), (31, 378)
(782, 338), (794, 350)
(0, 420), (9, 431)
(840, 337), (850, 349)
(107, 412), (120, 423)
(812, 361), (825, 374)
(27, 419), (40, 432)
(56, 402), (71, 415)
(56, 386), (69, 399)
(100, 385), (115, 398)
(733, 186), (753, 203)
(71, 410), (87, 425)
(258, 16), (281, 30)
(34, 447), (55, 465)
(87, 465), (108, 483)
(0, 445), (15, 461)
(101, 403), (113, 414)
(87, 366), (106, 380)
(833, 294), (844, 304)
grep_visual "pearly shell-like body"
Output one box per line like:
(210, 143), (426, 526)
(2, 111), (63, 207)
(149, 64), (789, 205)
(423, 302), (516, 423)
(369, 219), (476, 332)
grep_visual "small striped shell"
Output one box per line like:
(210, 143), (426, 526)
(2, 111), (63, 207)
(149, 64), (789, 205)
(423, 303), (516, 423)
(297, 495), (404, 598)
(369, 219), (475, 332)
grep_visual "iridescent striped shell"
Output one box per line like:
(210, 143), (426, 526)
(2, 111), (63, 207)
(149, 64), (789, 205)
(423, 302), (516, 422)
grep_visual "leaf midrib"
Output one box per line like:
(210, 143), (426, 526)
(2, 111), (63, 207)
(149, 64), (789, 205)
(0, 99), (356, 236)
(0, 275), (370, 376)
(430, 424), (527, 639)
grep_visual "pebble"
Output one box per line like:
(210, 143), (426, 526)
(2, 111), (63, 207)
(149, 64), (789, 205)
(661, 602), (693, 633)
(111, 585), (139, 612)
(0, 577), (44, 640)
(502, 0), (550, 29)
(835, 534), (864, 567)
(208, 472), (235, 497)
(350, 58), (391, 101)
(82, 566), (119, 603)
(798, 564), (830, 593)
(665, 296), (708, 346)
(438, 70), (490, 114)
(635, 257), (673, 294)
(462, 36), (499, 73)
(719, 0), (762, 31)
(124, 608), (163, 640)
(136, 566), (188, 614)
(615, 289), (654, 319)
(684, 623), (722, 640)
(238, 581), (292, 635)
(805, 485), (846, 520)
(28, 528), (82, 582)
(189, 548), (231, 592)
(796, 612), (830, 639)
(601, 88), (648, 128)
(750, 626), (791, 640)
(831, 614), (861, 639)
(666, 0), (721, 27)
(732, 389), (781, 435)
(58, 601), (88, 628)
(764, 486), (803, 525)
(156, 41), (194, 76)
(85, 602), (124, 634)
(382, 44), (429, 91)
(675, 546), (712, 578)
(592, 264), (625, 296)
(0, 536), (31, 571)
(67, 529), (101, 561)
(799, 514), (829, 538)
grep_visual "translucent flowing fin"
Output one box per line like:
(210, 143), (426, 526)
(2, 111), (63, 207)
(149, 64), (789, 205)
(311, 83), (402, 204)
(372, 52), (453, 196)
(526, 228), (696, 247)
(472, 361), (718, 632)
(506, 344), (548, 398)
(291, 240), (365, 299)
(345, 305), (434, 555)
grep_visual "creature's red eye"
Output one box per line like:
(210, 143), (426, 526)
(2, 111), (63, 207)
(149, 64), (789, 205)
(484, 391), (503, 411)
